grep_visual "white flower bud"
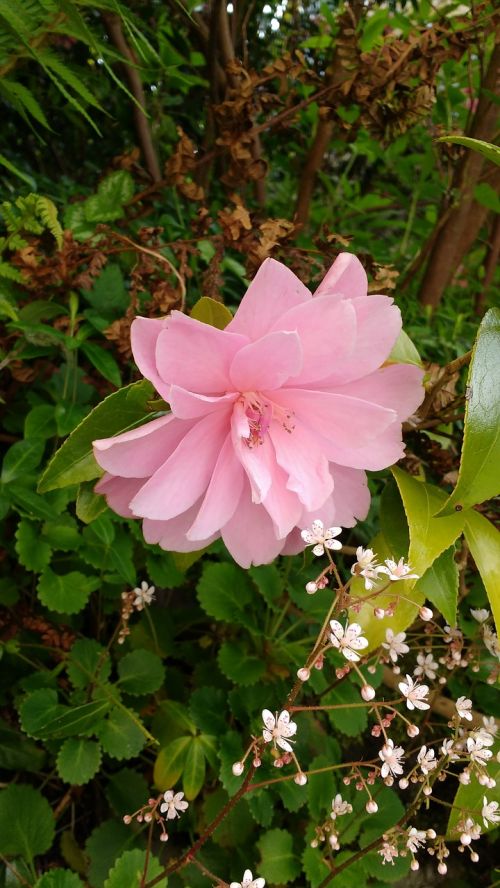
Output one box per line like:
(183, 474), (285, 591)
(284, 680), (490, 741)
(123, 815), (132, 825)
(419, 606), (433, 622)
(478, 773), (489, 786)
(459, 770), (471, 784)
(423, 785), (432, 796)
(437, 862), (447, 875)
(306, 581), (318, 594)
(297, 667), (311, 682)
(411, 860), (419, 871)
(361, 684), (376, 701)
(232, 761), (244, 776)
(427, 829), (437, 839)
(407, 724), (419, 738)
(460, 833), (471, 846)
(294, 772), (308, 786)
(487, 777), (496, 788)
(471, 851), (479, 863)
(160, 832), (169, 842)
(366, 800), (378, 813)
(374, 608), (385, 619)
(399, 778), (409, 789)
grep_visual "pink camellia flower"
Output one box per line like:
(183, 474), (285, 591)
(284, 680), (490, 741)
(93, 253), (423, 567)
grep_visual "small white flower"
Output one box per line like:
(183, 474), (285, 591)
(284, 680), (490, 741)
(379, 738), (405, 778)
(407, 826), (427, 854)
(456, 696), (473, 721)
(459, 817), (481, 846)
(379, 841), (399, 865)
(466, 737), (493, 765)
(413, 651), (438, 680)
(301, 520), (342, 557)
(482, 797), (500, 828)
(382, 629), (409, 663)
(443, 624), (463, 644)
(470, 727), (494, 748)
(379, 557), (419, 581)
(440, 739), (459, 760)
(160, 790), (189, 820)
(330, 793), (353, 819)
(483, 625), (500, 660)
(230, 870), (265, 888)
(351, 547), (385, 590)
(417, 745), (437, 776)
(329, 620), (368, 662)
(262, 709), (297, 753)
(470, 608), (490, 623)
(132, 580), (155, 610)
(398, 674), (430, 711)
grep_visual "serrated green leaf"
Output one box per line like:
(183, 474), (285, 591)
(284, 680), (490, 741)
(105, 768), (150, 818)
(0, 784), (54, 860)
(464, 509), (500, 634)
(76, 481), (109, 523)
(98, 708), (146, 760)
(36, 195), (63, 248)
(183, 736), (206, 800)
(436, 135), (500, 166)
(203, 788), (254, 848)
(197, 562), (254, 627)
(20, 689), (110, 740)
(153, 736), (191, 789)
(85, 820), (137, 888)
(437, 310), (500, 516)
(0, 717), (46, 771)
(117, 649), (165, 696)
(1, 437), (45, 483)
(15, 519), (52, 571)
(84, 171), (134, 223)
(414, 546), (458, 625)
(104, 849), (166, 888)
(248, 791), (274, 827)
(81, 342), (122, 387)
(57, 738), (102, 785)
(38, 379), (154, 492)
(218, 641), (265, 685)
(257, 828), (301, 883)
(190, 296), (232, 329)
(189, 686), (227, 735)
(42, 515), (80, 550)
(37, 568), (99, 614)
(35, 870), (84, 888)
(67, 638), (112, 689)
(19, 688), (64, 738)
(323, 679), (368, 737)
(307, 754), (337, 819)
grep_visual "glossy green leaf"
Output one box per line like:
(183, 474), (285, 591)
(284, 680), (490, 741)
(97, 708), (146, 760)
(15, 519), (51, 571)
(81, 342), (122, 387)
(464, 509), (500, 633)
(153, 736), (191, 789)
(117, 649), (165, 696)
(414, 546), (458, 626)
(386, 329), (422, 366)
(38, 380), (154, 492)
(84, 171), (134, 223)
(104, 849), (166, 888)
(76, 481), (109, 523)
(0, 784), (54, 859)
(190, 296), (233, 329)
(197, 562), (254, 627)
(257, 828), (301, 883)
(35, 870), (84, 888)
(437, 309), (500, 515)
(20, 689), (110, 739)
(392, 467), (467, 575)
(1, 437), (45, 483)
(37, 568), (100, 614)
(57, 738), (102, 785)
(436, 135), (500, 166)
(218, 641), (265, 685)
(447, 761), (500, 837)
(67, 638), (112, 689)
(0, 718), (46, 771)
(183, 736), (206, 800)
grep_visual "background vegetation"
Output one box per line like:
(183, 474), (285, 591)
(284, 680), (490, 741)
(0, 1), (498, 887)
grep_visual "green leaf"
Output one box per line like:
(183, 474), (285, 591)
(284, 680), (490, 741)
(190, 296), (233, 329)
(36, 195), (63, 248)
(0, 151), (37, 187)
(57, 738), (102, 785)
(249, 564), (283, 609)
(323, 680), (368, 737)
(464, 509), (500, 634)
(104, 849), (166, 888)
(117, 649), (165, 696)
(183, 736), (206, 800)
(35, 870), (84, 888)
(38, 379), (154, 492)
(81, 342), (122, 387)
(67, 638), (112, 689)
(386, 328), (422, 366)
(86, 820), (137, 888)
(197, 562), (254, 627)
(0, 718), (46, 772)
(307, 754), (337, 819)
(106, 768), (150, 818)
(153, 736), (191, 789)
(189, 686), (227, 735)
(76, 481), (109, 523)
(20, 689), (110, 740)
(15, 519), (52, 571)
(218, 641), (265, 685)
(203, 788), (254, 847)
(82, 264), (128, 316)
(257, 828), (301, 883)
(98, 708), (146, 760)
(1, 437), (45, 483)
(37, 568), (100, 614)
(24, 404), (56, 439)
(392, 467), (466, 575)
(414, 546), (458, 626)
(437, 309), (500, 515)
(474, 182), (500, 213)
(447, 760), (500, 837)
(0, 784), (54, 860)
(380, 477), (409, 559)
(42, 515), (80, 551)
(84, 171), (134, 223)
(436, 135), (500, 166)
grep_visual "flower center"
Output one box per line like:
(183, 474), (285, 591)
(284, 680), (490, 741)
(238, 391), (294, 448)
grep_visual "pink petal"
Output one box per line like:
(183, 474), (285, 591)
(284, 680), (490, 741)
(93, 414), (192, 479)
(155, 311), (249, 394)
(143, 500), (218, 551)
(169, 386), (238, 419)
(328, 465), (370, 526)
(221, 480), (285, 567)
(280, 528), (305, 556)
(332, 363), (424, 420)
(130, 408), (230, 520)
(94, 474), (144, 518)
(269, 417), (333, 512)
(231, 404), (273, 502)
(130, 317), (171, 400)
(227, 258), (311, 340)
(229, 330), (303, 392)
(274, 295), (357, 386)
(187, 434), (245, 540)
(313, 253), (368, 301)
(262, 463), (303, 539)
(321, 296), (402, 384)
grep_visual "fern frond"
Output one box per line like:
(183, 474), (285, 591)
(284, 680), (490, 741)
(36, 196), (63, 249)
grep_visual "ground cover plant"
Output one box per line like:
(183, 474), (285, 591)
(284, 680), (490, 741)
(0, 1), (499, 886)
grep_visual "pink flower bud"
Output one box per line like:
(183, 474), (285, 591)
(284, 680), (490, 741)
(297, 667), (311, 682)
(374, 608), (385, 619)
(423, 785), (432, 796)
(306, 581), (318, 594)
(160, 832), (169, 842)
(253, 757), (261, 768)
(399, 778), (409, 789)
(437, 862), (447, 875)
(427, 829), (436, 839)
(294, 772), (308, 786)
(460, 833), (471, 846)
(411, 860), (419, 871)
(407, 724), (419, 738)
(419, 606), (433, 622)
(232, 761), (244, 776)
(366, 800), (378, 813)
(361, 684), (376, 701)
(123, 815), (132, 825)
